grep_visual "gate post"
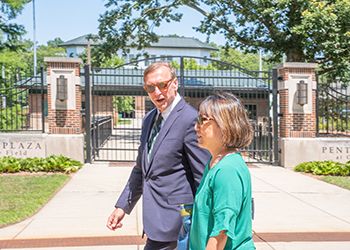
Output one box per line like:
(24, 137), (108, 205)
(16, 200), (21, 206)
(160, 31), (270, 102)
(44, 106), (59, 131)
(277, 62), (318, 167)
(45, 57), (83, 134)
(84, 64), (92, 163)
(40, 66), (45, 133)
(272, 68), (279, 165)
(179, 56), (185, 96)
(44, 57), (84, 162)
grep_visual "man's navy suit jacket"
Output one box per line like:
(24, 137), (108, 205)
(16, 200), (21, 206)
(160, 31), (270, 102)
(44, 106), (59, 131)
(116, 98), (210, 242)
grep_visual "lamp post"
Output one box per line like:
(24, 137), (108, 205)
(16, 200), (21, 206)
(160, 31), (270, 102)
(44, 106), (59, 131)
(297, 80), (308, 106)
(259, 49), (262, 78)
(33, 0), (37, 76)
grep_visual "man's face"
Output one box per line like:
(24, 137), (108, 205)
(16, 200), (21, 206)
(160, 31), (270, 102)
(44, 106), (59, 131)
(144, 66), (178, 112)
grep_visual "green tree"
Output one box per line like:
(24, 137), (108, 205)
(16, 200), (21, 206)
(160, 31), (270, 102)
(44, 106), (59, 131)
(212, 48), (272, 71)
(98, 0), (350, 81)
(0, 38), (65, 76)
(97, 55), (124, 68)
(170, 58), (216, 70)
(0, 0), (31, 52)
(46, 37), (64, 47)
(78, 43), (125, 67)
(292, 0), (350, 80)
(0, 38), (65, 131)
(0, 48), (29, 76)
(31, 40), (66, 72)
(113, 96), (134, 114)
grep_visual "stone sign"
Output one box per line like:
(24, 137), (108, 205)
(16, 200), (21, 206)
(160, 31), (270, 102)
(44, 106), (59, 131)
(281, 138), (350, 168)
(321, 144), (350, 162)
(0, 134), (45, 158)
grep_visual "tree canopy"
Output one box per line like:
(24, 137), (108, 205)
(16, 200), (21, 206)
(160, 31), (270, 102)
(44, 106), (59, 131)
(0, 38), (65, 76)
(98, 0), (350, 80)
(0, 0), (31, 52)
(212, 47), (272, 72)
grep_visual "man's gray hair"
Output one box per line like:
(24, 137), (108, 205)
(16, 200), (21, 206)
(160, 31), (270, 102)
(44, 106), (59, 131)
(143, 62), (177, 81)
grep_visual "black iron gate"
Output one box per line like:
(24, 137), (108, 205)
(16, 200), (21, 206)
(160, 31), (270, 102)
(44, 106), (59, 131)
(316, 76), (350, 136)
(0, 68), (45, 133)
(83, 56), (278, 164)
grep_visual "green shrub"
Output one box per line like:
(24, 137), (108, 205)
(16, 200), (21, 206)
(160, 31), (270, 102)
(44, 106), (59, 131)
(0, 155), (82, 174)
(0, 156), (21, 173)
(294, 160), (350, 176)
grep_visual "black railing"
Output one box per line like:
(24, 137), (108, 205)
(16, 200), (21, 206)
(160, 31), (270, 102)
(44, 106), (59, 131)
(246, 122), (273, 162)
(91, 116), (112, 158)
(317, 79), (350, 137)
(0, 68), (45, 132)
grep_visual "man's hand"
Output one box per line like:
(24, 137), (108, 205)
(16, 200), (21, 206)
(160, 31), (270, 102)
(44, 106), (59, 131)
(107, 208), (126, 231)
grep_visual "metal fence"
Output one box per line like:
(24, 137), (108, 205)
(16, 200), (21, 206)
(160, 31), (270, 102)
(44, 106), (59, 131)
(84, 56), (278, 164)
(91, 116), (112, 159)
(0, 68), (45, 132)
(317, 78), (350, 136)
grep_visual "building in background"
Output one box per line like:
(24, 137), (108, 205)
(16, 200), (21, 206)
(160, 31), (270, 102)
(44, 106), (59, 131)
(60, 35), (218, 67)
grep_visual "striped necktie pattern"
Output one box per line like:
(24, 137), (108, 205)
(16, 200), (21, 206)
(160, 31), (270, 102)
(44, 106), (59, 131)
(147, 114), (163, 152)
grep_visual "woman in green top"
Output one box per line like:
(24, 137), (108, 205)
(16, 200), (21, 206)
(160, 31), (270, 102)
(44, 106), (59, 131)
(190, 92), (255, 250)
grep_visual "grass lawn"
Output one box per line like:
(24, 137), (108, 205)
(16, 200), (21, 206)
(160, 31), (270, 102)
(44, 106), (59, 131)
(0, 174), (70, 227)
(320, 176), (350, 190)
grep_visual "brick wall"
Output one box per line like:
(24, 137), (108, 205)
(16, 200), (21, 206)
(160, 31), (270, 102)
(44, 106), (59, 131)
(278, 65), (317, 138)
(47, 62), (80, 76)
(92, 95), (113, 116)
(44, 58), (83, 135)
(278, 67), (316, 82)
(47, 85), (82, 134)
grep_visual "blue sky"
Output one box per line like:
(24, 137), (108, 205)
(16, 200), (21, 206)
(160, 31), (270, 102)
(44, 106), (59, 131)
(14, 0), (226, 46)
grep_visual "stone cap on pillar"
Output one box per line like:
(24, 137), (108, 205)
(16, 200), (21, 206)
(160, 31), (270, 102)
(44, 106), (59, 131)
(44, 57), (83, 64)
(277, 62), (318, 69)
(277, 62), (318, 92)
(44, 57), (82, 77)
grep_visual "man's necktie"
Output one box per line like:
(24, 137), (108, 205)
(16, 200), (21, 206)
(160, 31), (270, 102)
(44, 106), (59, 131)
(148, 114), (163, 152)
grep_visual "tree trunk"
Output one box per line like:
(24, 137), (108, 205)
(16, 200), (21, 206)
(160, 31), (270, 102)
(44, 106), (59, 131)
(286, 48), (306, 62)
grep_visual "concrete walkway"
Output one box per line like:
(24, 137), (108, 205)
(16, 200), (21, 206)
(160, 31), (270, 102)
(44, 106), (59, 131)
(0, 163), (350, 249)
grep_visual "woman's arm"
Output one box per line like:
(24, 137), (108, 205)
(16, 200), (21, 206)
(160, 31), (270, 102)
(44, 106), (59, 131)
(206, 230), (227, 250)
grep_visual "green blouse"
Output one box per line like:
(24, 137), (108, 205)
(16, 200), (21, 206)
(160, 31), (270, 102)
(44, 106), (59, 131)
(189, 153), (255, 250)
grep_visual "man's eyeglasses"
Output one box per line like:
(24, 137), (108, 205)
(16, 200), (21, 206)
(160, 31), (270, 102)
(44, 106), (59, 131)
(144, 78), (175, 93)
(196, 115), (214, 125)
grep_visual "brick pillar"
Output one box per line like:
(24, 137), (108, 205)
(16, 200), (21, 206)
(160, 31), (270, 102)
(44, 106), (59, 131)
(45, 57), (83, 134)
(277, 62), (317, 138)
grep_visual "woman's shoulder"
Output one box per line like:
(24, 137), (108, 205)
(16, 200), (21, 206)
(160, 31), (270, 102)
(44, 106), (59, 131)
(208, 154), (250, 188)
(221, 152), (246, 166)
(214, 153), (249, 175)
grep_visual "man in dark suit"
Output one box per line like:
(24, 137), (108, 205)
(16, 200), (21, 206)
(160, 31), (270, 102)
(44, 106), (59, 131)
(107, 62), (210, 249)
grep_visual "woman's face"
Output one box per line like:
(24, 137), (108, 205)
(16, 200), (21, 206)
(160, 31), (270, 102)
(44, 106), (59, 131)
(195, 114), (223, 151)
